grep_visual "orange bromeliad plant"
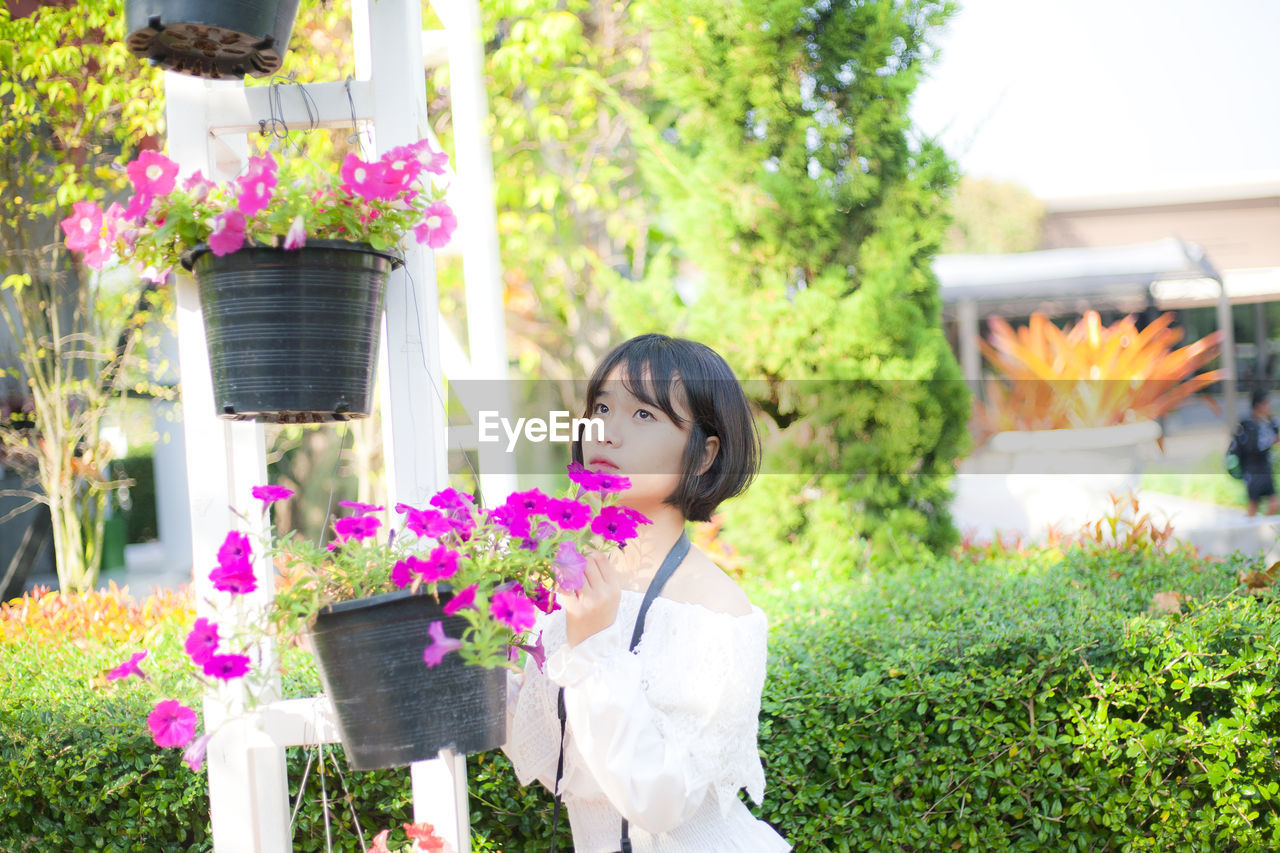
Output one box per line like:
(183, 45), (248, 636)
(979, 310), (1225, 432)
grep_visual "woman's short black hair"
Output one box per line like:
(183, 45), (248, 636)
(570, 334), (760, 522)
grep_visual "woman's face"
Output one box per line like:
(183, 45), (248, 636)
(580, 368), (692, 511)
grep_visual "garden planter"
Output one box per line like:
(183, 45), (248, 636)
(987, 420), (1162, 535)
(124, 0), (302, 79)
(307, 588), (507, 771)
(183, 241), (399, 424)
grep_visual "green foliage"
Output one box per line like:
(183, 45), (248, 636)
(756, 547), (1280, 850)
(625, 0), (971, 568)
(9, 549), (1280, 850)
(0, 2), (169, 593)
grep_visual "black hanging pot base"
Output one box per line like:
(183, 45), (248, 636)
(308, 589), (508, 771)
(184, 240), (400, 424)
(124, 0), (303, 79)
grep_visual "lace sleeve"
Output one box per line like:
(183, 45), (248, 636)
(545, 602), (770, 835)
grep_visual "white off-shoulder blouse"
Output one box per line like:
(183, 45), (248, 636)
(503, 589), (791, 853)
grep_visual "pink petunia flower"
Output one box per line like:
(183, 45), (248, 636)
(553, 541), (587, 592)
(339, 500), (385, 515)
(546, 497), (592, 530)
(490, 588), (537, 633)
(60, 200), (104, 252)
(567, 461), (632, 493)
(419, 544), (459, 582)
(333, 514), (382, 544)
(368, 829), (392, 853)
(217, 531), (251, 566)
(422, 620), (462, 668)
(488, 504), (532, 539)
(202, 653), (251, 681)
(518, 634), (547, 671)
(106, 650), (148, 681)
(184, 617), (220, 664)
(410, 139), (450, 175)
(182, 733), (213, 772)
(251, 484), (294, 507)
(340, 153), (389, 201)
(208, 209), (247, 256)
(590, 504), (646, 545)
(378, 145), (423, 193)
(413, 201), (457, 249)
(235, 154), (278, 216)
(532, 584), (557, 614)
(396, 504), (455, 539)
(283, 214), (306, 250)
(390, 558), (415, 589)
(443, 583), (478, 616)
(126, 151), (179, 198)
(147, 699), (198, 748)
(182, 170), (214, 201)
(209, 560), (257, 595)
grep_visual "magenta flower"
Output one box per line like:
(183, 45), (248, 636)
(147, 699), (198, 748)
(183, 733), (212, 772)
(182, 170), (214, 201)
(209, 561), (257, 595)
(208, 209), (246, 256)
(490, 588), (537, 633)
(411, 139), (450, 175)
(507, 489), (549, 516)
(391, 558), (415, 589)
(518, 635), (547, 671)
(184, 617), (220, 664)
(430, 488), (476, 515)
(340, 153), (389, 201)
(419, 544), (460, 582)
(567, 461), (632, 493)
(379, 145), (423, 192)
(60, 201), (104, 252)
(235, 154), (278, 216)
(591, 504), (647, 545)
(532, 584), (558, 614)
(546, 497), (592, 530)
(397, 504), (455, 538)
(283, 214), (306, 250)
(333, 514), (382, 544)
(106, 650), (148, 682)
(202, 653), (251, 681)
(553, 541), (587, 592)
(126, 151), (179, 197)
(413, 201), (457, 249)
(489, 505), (532, 539)
(217, 531), (251, 566)
(339, 500), (385, 516)
(443, 583), (478, 615)
(422, 620), (462, 668)
(251, 484), (294, 507)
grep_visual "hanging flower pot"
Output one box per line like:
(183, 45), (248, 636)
(182, 240), (399, 423)
(124, 0), (303, 79)
(307, 587), (508, 772)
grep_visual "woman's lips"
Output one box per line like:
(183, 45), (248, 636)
(587, 458), (619, 471)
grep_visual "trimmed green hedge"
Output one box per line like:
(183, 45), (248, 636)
(4, 547), (1279, 851)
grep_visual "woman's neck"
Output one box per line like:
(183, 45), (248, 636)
(613, 500), (687, 584)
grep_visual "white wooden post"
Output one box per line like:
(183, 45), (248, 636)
(163, 1), (509, 849)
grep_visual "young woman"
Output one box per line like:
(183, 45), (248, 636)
(503, 334), (790, 852)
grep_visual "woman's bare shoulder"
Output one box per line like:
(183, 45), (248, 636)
(663, 547), (753, 617)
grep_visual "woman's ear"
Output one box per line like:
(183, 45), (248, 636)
(696, 435), (720, 476)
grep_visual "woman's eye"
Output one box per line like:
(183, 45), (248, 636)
(592, 402), (608, 415)
(636, 409), (654, 421)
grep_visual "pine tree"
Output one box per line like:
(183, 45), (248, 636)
(627, 0), (971, 570)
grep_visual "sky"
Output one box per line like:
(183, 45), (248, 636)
(910, 0), (1280, 199)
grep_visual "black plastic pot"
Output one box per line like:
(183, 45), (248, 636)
(124, 0), (303, 79)
(184, 240), (399, 424)
(308, 588), (508, 771)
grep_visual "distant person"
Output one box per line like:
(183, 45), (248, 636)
(1237, 390), (1279, 516)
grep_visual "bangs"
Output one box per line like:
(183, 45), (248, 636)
(587, 340), (688, 427)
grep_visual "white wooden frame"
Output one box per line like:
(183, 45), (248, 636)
(164, 2), (510, 849)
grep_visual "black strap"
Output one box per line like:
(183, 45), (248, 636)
(549, 530), (691, 853)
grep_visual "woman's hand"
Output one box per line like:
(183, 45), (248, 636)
(561, 550), (621, 647)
